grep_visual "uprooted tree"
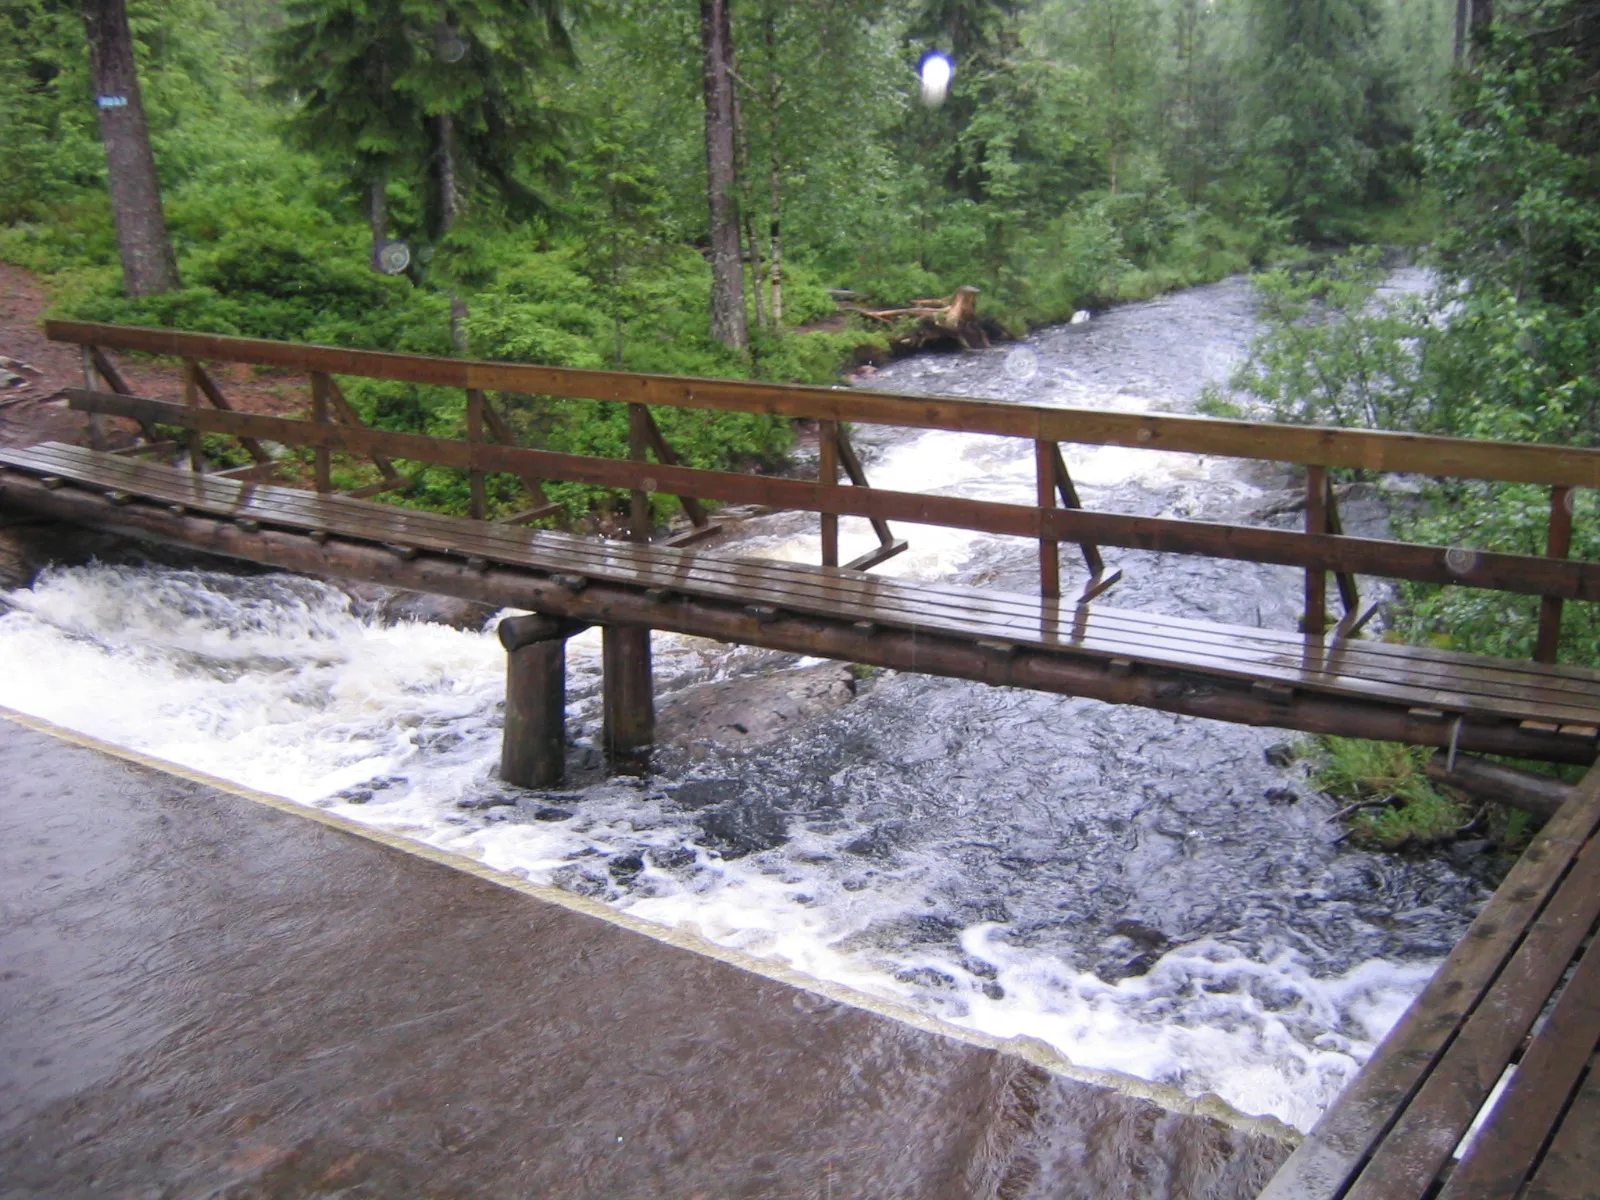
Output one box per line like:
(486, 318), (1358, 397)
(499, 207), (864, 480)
(850, 285), (991, 351)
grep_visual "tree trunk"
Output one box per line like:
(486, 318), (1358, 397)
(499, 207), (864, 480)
(1459, 0), (1493, 61)
(700, 0), (747, 351)
(733, 80), (764, 332)
(769, 164), (783, 327)
(368, 176), (387, 273)
(82, 0), (179, 297)
(436, 111), (468, 353)
(765, 8), (783, 328)
(744, 210), (765, 330)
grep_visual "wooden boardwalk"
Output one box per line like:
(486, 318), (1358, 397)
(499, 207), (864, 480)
(1260, 760), (1600, 1200)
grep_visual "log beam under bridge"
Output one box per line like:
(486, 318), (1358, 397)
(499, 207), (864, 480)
(3, 467), (1596, 767)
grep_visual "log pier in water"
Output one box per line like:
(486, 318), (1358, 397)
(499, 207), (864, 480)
(602, 626), (654, 762)
(498, 614), (590, 789)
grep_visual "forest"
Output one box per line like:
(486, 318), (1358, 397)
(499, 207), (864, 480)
(3, 1), (1598, 678)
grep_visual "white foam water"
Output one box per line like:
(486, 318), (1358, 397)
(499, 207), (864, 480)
(1, 560), (1438, 1133)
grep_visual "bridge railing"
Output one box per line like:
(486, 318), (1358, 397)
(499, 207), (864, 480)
(45, 319), (1600, 663)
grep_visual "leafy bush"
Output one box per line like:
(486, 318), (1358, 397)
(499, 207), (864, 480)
(1230, 248), (1431, 430)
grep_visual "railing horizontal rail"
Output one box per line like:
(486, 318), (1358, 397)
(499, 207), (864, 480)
(67, 388), (1600, 601)
(45, 320), (1600, 489)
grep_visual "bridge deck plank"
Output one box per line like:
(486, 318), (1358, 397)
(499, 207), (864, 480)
(1435, 925), (1600, 1200)
(1258, 762), (1600, 1200)
(1522, 1054), (1600, 1200)
(5, 443), (1599, 731)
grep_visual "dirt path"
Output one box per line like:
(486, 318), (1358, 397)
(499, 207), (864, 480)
(0, 262), (309, 450)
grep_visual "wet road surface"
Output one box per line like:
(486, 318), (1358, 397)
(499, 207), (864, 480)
(0, 712), (1292, 1199)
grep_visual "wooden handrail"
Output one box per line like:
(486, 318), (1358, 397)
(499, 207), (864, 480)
(64, 388), (1600, 602)
(43, 320), (1600, 488)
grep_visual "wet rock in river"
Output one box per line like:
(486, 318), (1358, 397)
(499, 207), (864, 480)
(645, 846), (697, 871)
(843, 822), (906, 859)
(669, 778), (743, 810)
(455, 793), (517, 811)
(607, 853), (645, 882)
(1110, 919), (1171, 951)
(339, 582), (498, 631)
(694, 796), (791, 859)
(1263, 743), (1297, 769)
(656, 664), (857, 756)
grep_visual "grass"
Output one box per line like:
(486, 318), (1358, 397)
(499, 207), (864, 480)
(1313, 736), (1468, 849)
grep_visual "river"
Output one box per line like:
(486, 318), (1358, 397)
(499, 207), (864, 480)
(0, 272), (1488, 1135)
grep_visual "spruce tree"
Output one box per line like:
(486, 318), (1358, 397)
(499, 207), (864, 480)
(270, 1), (417, 270)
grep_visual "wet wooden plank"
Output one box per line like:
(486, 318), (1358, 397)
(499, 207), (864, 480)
(10, 444), (1600, 727)
(1339, 823), (1600, 1200)
(1439, 933), (1600, 1199)
(1258, 763), (1600, 1200)
(1523, 1054), (1600, 1200)
(44, 319), (1600, 487)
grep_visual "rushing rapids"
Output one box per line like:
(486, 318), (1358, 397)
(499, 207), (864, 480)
(0, 272), (1491, 1134)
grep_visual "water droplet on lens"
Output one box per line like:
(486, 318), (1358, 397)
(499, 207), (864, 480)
(436, 31), (467, 62)
(378, 241), (411, 275)
(1003, 347), (1038, 382)
(1445, 546), (1478, 575)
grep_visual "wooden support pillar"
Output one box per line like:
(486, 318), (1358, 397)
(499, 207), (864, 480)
(820, 419), (840, 567)
(498, 614), (588, 788)
(614, 407), (656, 762)
(1536, 486), (1574, 664)
(602, 625), (654, 761)
(1304, 465), (1329, 636)
(1036, 439), (1060, 599)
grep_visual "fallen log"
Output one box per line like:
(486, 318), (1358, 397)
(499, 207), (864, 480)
(1427, 751), (1574, 822)
(847, 285), (989, 351)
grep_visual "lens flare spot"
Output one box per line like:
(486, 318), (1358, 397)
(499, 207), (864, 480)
(920, 53), (953, 107)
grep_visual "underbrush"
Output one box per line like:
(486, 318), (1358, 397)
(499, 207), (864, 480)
(1311, 736), (1541, 855)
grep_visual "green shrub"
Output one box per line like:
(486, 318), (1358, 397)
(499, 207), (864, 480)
(1313, 737), (1466, 849)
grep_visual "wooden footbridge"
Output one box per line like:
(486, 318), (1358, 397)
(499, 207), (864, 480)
(4, 321), (1600, 1199)
(7, 320), (1600, 776)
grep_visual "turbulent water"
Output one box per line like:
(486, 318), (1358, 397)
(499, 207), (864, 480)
(0, 272), (1489, 1134)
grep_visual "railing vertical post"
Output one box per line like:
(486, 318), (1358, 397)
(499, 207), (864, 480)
(627, 403), (650, 544)
(1036, 440), (1061, 600)
(309, 372), (333, 493)
(819, 419), (840, 567)
(466, 388), (487, 521)
(79, 347), (106, 451)
(1304, 465), (1329, 636)
(182, 360), (203, 472)
(1535, 486), (1574, 663)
